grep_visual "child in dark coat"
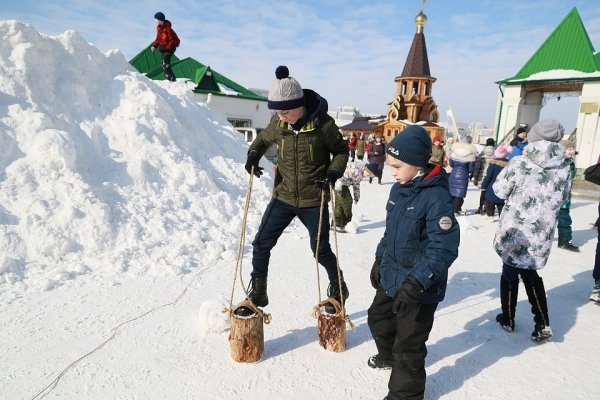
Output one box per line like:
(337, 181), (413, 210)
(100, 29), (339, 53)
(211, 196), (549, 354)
(480, 145), (509, 221)
(448, 143), (476, 214)
(367, 125), (460, 400)
(368, 135), (386, 184)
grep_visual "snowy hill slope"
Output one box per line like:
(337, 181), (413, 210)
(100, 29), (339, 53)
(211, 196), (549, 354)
(0, 21), (273, 291)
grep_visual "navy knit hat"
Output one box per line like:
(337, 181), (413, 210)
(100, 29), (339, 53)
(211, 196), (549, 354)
(154, 12), (166, 22)
(267, 66), (305, 110)
(386, 125), (432, 167)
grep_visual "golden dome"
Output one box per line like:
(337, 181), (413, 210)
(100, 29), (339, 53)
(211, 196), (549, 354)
(415, 11), (427, 27)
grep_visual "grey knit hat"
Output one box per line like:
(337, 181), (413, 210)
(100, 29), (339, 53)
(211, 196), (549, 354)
(527, 119), (564, 143)
(267, 66), (305, 110)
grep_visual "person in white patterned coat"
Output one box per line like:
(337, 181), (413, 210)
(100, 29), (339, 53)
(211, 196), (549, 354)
(333, 160), (371, 230)
(492, 119), (572, 342)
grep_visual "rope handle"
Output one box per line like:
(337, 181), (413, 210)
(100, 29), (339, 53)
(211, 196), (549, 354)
(314, 184), (346, 318)
(227, 166), (267, 320)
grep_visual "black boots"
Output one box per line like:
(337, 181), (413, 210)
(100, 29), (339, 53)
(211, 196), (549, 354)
(322, 279), (349, 315)
(367, 354), (393, 370)
(497, 276), (552, 341)
(496, 278), (518, 332)
(234, 276), (268, 317)
(524, 277), (552, 341)
(558, 241), (580, 252)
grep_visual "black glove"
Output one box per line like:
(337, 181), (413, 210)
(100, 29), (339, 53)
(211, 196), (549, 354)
(157, 44), (166, 52)
(392, 276), (423, 313)
(321, 169), (341, 189)
(244, 151), (263, 177)
(370, 256), (382, 289)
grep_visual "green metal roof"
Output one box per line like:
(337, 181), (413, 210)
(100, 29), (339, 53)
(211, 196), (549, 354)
(145, 57), (206, 82)
(129, 44), (181, 74)
(193, 67), (266, 100)
(499, 7), (599, 83)
(129, 45), (266, 101)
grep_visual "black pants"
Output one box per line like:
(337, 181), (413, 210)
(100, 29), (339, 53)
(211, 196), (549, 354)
(251, 198), (340, 283)
(368, 288), (438, 400)
(452, 196), (464, 214)
(485, 200), (504, 217)
(160, 50), (176, 81)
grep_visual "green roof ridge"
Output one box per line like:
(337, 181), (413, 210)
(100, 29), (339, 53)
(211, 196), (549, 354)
(128, 46), (266, 100)
(503, 7), (598, 82)
(129, 44), (181, 74)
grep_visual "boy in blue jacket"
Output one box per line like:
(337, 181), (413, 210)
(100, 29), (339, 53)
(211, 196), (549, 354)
(367, 125), (460, 400)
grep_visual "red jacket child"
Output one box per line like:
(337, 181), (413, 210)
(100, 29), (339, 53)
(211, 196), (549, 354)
(152, 14), (180, 52)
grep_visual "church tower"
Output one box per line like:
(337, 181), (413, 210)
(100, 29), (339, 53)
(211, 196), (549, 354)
(380, 9), (445, 141)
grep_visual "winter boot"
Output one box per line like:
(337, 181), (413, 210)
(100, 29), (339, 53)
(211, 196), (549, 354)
(234, 276), (268, 317)
(367, 354), (393, 370)
(496, 278), (518, 332)
(524, 277), (552, 341)
(558, 241), (580, 252)
(322, 278), (349, 315)
(531, 324), (553, 341)
(589, 281), (600, 303)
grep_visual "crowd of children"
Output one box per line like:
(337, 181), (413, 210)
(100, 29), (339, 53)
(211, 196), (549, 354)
(238, 63), (594, 399)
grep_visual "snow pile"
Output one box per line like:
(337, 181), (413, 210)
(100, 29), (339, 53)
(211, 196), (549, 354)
(0, 21), (273, 291)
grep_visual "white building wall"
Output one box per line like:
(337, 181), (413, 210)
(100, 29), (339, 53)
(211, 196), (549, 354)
(575, 82), (600, 168)
(196, 93), (272, 129)
(494, 85), (542, 143)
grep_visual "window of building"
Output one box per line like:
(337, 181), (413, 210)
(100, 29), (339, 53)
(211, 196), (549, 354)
(228, 118), (252, 127)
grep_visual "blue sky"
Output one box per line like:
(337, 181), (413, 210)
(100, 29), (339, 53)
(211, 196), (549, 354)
(3, 0), (600, 131)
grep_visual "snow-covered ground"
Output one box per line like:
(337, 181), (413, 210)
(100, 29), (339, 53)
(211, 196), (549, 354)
(1, 21), (600, 400)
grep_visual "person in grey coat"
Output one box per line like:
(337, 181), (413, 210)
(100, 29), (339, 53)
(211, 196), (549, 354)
(492, 119), (571, 342)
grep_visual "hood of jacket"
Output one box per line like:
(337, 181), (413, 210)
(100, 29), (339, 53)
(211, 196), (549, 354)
(290, 89), (328, 130)
(450, 143), (476, 162)
(523, 140), (566, 169)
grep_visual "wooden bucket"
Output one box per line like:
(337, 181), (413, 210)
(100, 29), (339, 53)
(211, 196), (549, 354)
(229, 300), (264, 363)
(316, 298), (346, 352)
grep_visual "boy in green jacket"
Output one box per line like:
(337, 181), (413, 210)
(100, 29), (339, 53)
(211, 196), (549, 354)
(236, 66), (349, 316)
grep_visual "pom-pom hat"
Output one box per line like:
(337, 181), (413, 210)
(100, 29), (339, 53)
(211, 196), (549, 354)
(267, 66), (305, 110)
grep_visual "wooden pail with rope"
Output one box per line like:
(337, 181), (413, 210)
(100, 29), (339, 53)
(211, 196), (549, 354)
(229, 300), (266, 363)
(316, 299), (346, 352)
(226, 168), (270, 363)
(312, 187), (352, 352)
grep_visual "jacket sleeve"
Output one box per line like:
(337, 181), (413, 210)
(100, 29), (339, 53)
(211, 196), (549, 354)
(409, 191), (460, 290)
(248, 115), (279, 157)
(375, 231), (387, 258)
(492, 162), (515, 200)
(480, 165), (494, 191)
(472, 157), (484, 183)
(325, 123), (349, 175)
(352, 181), (360, 202)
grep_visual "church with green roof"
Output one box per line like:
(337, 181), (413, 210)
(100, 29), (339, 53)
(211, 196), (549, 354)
(129, 45), (271, 129)
(494, 7), (600, 168)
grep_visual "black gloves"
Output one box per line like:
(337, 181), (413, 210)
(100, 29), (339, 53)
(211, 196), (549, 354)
(393, 276), (423, 313)
(320, 169), (341, 189)
(327, 169), (341, 185)
(370, 256), (382, 289)
(245, 151), (263, 177)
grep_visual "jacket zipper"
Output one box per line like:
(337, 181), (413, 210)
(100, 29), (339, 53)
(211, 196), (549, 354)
(294, 132), (299, 207)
